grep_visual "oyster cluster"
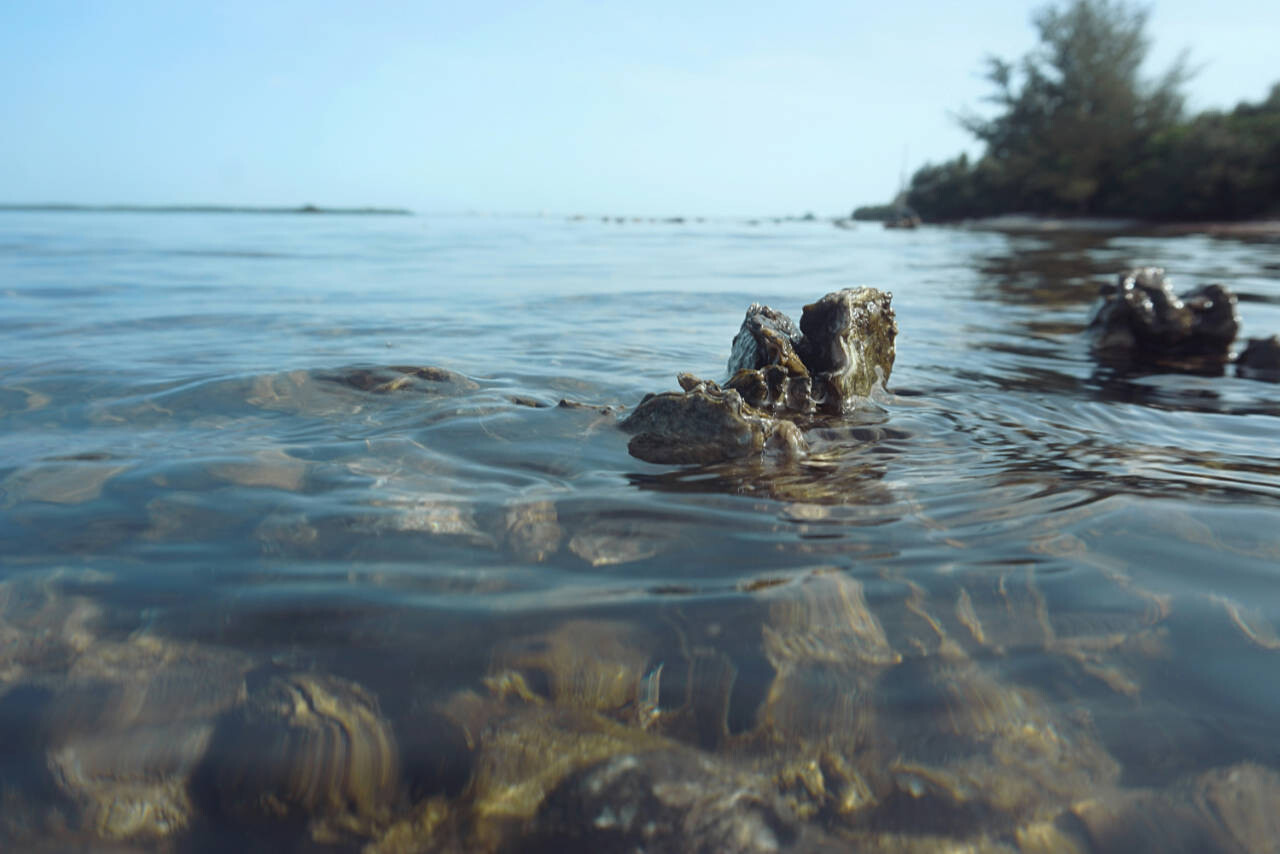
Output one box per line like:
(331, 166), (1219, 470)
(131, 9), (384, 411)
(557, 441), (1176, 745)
(1088, 267), (1278, 379)
(621, 287), (898, 464)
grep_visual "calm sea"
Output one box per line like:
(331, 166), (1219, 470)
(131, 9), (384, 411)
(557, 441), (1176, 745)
(2, 211), (1279, 852)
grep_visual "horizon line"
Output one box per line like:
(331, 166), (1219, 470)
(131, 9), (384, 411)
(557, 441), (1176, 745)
(0, 203), (414, 216)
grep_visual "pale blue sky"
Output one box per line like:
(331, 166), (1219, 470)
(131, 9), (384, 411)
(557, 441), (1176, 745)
(1, 1), (1275, 217)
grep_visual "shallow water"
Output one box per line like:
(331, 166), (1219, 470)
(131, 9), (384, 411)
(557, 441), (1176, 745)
(2, 211), (1280, 851)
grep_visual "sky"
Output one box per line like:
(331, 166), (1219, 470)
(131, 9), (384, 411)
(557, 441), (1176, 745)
(1, 0), (1276, 217)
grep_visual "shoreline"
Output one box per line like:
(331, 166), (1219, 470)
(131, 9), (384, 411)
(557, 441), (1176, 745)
(948, 214), (1280, 238)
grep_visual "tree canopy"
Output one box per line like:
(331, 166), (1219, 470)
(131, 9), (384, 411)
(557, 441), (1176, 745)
(903, 0), (1279, 221)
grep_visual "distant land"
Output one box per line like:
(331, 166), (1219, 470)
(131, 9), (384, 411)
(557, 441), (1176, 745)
(0, 203), (413, 216)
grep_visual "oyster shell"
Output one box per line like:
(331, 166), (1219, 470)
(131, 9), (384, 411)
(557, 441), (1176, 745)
(206, 672), (400, 833)
(795, 287), (897, 411)
(620, 379), (805, 465)
(1087, 267), (1239, 370)
(620, 287), (894, 464)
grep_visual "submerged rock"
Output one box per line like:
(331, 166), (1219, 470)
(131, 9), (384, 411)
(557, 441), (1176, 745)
(525, 748), (828, 854)
(489, 620), (658, 716)
(1087, 267), (1239, 370)
(204, 672), (400, 840)
(330, 365), (479, 394)
(623, 288), (896, 465)
(46, 637), (250, 843)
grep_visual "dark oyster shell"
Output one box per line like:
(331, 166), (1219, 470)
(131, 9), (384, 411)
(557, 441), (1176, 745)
(1087, 267), (1239, 369)
(795, 287), (898, 411)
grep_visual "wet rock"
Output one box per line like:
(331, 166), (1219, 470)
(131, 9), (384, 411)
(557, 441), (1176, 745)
(619, 379), (806, 465)
(0, 571), (108, 685)
(206, 448), (309, 492)
(566, 520), (665, 566)
(431, 694), (843, 854)
(623, 288), (895, 465)
(1236, 335), (1280, 381)
(750, 571), (900, 808)
(449, 704), (669, 851)
(49, 723), (213, 842)
(1088, 267), (1240, 369)
(879, 656), (1120, 821)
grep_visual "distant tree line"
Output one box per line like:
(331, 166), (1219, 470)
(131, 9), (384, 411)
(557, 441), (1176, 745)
(851, 203), (904, 221)
(900, 0), (1280, 222)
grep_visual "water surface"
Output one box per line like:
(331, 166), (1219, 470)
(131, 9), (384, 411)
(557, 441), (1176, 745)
(2, 212), (1279, 851)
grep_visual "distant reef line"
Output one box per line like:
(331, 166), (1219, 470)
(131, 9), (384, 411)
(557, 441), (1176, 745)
(0, 203), (413, 216)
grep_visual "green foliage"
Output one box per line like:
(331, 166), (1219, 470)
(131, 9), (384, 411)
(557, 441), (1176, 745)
(851, 203), (903, 221)
(1126, 83), (1280, 219)
(904, 0), (1279, 222)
